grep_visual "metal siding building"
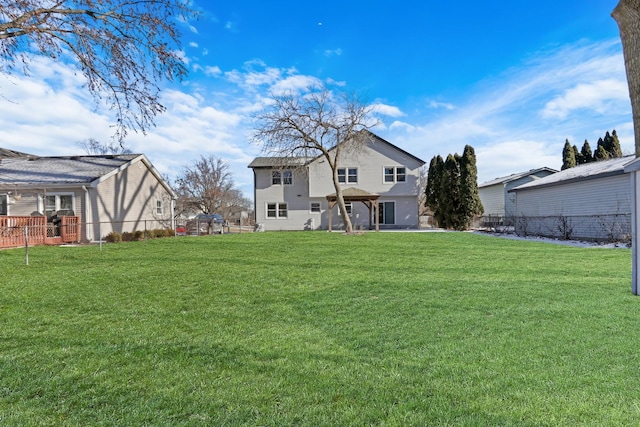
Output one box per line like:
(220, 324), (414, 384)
(510, 156), (633, 241)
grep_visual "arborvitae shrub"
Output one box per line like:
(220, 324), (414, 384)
(105, 231), (122, 243)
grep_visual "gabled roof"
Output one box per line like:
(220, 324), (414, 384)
(0, 148), (36, 158)
(247, 156), (311, 169)
(479, 167), (558, 188)
(247, 130), (425, 168)
(0, 154), (140, 186)
(510, 155), (634, 192)
(0, 154), (176, 198)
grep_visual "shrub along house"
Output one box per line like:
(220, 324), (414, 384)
(248, 131), (425, 231)
(0, 151), (175, 245)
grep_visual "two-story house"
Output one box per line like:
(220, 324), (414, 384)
(248, 131), (425, 231)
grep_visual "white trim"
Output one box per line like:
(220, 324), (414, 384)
(383, 166), (407, 184)
(309, 201), (321, 213)
(266, 202), (288, 219)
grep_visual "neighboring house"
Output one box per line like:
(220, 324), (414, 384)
(478, 167), (557, 225)
(509, 155), (633, 242)
(0, 152), (176, 242)
(248, 131), (426, 231)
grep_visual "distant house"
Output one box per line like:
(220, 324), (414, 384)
(509, 156), (633, 242)
(248, 131), (425, 231)
(0, 152), (175, 242)
(478, 167), (557, 225)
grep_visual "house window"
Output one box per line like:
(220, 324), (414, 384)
(283, 170), (293, 185)
(384, 167), (407, 183)
(339, 202), (353, 216)
(44, 194), (74, 218)
(156, 200), (163, 215)
(310, 202), (321, 213)
(338, 168), (358, 184)
(272, 170), (293, 185)
(267, 202), (288, 218)
(272, 171), (281, 185)
(0, 194), (7, 215)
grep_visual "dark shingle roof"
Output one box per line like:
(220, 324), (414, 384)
(479, 167), (558, 188)
(0, 154), (140, 185)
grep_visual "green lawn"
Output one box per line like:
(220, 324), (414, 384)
(1, 231), (638, 426)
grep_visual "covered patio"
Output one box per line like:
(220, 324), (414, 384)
(326, 187), (380, 232)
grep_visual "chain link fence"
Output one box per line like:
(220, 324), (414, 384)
(479, 213), (632, 244)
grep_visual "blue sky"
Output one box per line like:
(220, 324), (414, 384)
(0, 0), (632, 199)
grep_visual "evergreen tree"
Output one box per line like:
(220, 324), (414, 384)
(593, 145), (609, 162)
(441, 154), (462, 229)
(573, 144), (584, 165)
(425, 155), (444, 225)
(459, 145), (484, 229)
(580, 140), (593, 163)
(610, 130), (623, 157)
(561, 139), (576, 170)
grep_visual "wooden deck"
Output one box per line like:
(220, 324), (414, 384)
(0, 216), (80, 249)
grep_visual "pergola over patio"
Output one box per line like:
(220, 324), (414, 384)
(326, 187), (380, 232)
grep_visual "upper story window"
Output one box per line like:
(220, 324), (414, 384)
(338, 167), (358, 184)
(156, 200), (163, 215)
(384, 166), (407, 183)
(272, 170), (293, 185)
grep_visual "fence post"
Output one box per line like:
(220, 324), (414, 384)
(24, 226), (29, 266)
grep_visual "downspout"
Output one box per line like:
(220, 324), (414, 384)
(82, 185), (91, 242)
(171, 197), (176, 231)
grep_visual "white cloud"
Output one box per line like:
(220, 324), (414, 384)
(371, 103), (404, 118)
(269, 74), (322, 96)
(324, 48), (342, 57)
(542, 79), (629, 119)
(428, 100), (455, 110)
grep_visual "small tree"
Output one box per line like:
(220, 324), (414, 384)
(174, 155), (245, 217)
(608, 130), (623, 157)
(594, 139), (610, 161)
(252, 86), (378, 233)
(573, 144), (584, 165)
(580, 140), (593, 164)
(0, 1), (196, 141)
(561, 139), (576, 170)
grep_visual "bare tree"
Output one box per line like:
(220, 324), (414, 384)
(613, 0), (640, 156)
(252, 86), (378, 233)
(174, 155), (247, 218)
(76, 137), (132, 155)
(0, 0), (196, 142)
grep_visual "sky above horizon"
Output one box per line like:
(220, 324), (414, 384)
(0, 0), (632, 199)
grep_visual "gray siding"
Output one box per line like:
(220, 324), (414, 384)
(513, 173), (631, 241)
(479, 185), (504, 216)
(253, 135), (424, 231)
